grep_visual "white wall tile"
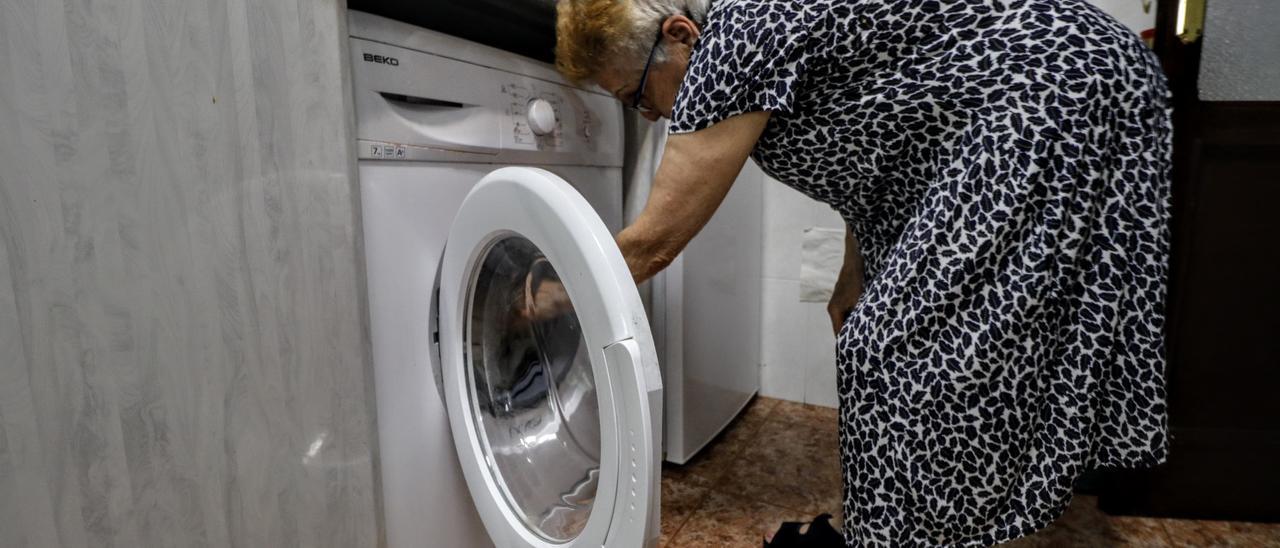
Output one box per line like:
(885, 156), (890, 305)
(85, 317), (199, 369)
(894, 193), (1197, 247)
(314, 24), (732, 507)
(760, 356), (806, 403)
(810, 199), (847, 230)
(759, 177), (846, 405)
(759, 277), (806, 401)
(803, 302), (840, 409)
(761, 177), (812, 280)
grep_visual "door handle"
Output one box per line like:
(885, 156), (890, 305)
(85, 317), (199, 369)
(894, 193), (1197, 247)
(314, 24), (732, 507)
(1176, 0), (1206, 44)
(602, 338), (662, 547)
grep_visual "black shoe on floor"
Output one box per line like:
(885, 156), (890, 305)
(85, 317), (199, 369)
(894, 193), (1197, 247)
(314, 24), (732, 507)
(764, 513), (843, 548)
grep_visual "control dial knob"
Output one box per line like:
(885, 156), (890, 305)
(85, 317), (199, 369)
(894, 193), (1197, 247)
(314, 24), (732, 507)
(527, 98), (557, 136)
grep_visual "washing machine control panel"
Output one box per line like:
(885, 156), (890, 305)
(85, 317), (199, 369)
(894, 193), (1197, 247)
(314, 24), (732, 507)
(493, 78), (617, 160)
(504, 84), (567, 145)
(525, 98), (558, 136)
(500, 82), (607, 154)
(351, 37), (622, 166)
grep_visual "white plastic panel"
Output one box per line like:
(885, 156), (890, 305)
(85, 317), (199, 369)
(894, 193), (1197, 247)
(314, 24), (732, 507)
(358, 162), (491, 548)
(1199, 0), (1280, 102)
(667, 160), (764, 463)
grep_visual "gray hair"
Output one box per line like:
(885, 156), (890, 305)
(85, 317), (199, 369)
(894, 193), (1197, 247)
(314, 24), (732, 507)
(620, 0), (711, 66)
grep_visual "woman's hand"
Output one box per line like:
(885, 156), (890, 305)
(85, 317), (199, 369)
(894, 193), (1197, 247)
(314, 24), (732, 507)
(508, 260), (576, 329)
(523, 278), (574, 322)
(827, 277), (861, 337)
(826, 228), (865, 336)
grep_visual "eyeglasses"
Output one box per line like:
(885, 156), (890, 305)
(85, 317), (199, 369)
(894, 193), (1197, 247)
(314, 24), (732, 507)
(630, 33), (664, 112)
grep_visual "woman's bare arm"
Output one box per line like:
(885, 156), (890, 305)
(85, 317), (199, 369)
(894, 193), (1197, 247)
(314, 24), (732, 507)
(618, 111), (771, 283)
(827, 227), (865, 335)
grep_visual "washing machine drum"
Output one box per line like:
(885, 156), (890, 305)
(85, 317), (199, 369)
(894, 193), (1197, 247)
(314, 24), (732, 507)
(467, 236), (601, 540)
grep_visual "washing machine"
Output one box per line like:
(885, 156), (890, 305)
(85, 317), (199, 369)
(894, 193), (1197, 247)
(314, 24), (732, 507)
(349, 11), (662, 548)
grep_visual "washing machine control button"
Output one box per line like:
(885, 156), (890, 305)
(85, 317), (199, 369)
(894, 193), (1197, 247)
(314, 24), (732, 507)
(527, 98), (557, 136)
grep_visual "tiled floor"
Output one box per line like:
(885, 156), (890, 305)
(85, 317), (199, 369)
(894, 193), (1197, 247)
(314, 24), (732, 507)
(658, 396), (1280, 547)
(660, 396), (840, 546)
(1001, 499), (1280, 547)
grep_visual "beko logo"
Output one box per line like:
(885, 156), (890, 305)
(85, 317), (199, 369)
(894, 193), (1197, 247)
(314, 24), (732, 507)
(363, 53), (399, 66)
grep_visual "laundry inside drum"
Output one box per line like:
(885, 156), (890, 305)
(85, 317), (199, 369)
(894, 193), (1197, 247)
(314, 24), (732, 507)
(466, 235), (602, 541)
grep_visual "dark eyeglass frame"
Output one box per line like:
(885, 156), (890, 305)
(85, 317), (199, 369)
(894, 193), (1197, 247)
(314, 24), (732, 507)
(630, 32), (664, 112)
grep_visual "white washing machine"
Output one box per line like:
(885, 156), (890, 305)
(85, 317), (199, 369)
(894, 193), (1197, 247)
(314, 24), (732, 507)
(350, 12), (662, 548)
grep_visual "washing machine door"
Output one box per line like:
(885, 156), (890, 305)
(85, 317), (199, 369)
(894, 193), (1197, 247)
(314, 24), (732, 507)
(438, 167), (662, 548)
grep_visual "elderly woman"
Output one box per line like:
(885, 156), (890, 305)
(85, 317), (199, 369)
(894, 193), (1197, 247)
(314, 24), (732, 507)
(556, 0), (1172, 545)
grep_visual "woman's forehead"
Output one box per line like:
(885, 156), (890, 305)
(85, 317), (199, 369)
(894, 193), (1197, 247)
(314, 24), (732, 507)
(592, 69), (632, 95)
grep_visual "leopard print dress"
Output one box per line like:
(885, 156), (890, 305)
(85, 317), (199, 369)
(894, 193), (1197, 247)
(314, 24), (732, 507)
(667, 0), (1173, 545)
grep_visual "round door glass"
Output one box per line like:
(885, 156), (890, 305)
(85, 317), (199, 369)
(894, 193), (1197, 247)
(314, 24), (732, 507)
(466, 235), (602, 542)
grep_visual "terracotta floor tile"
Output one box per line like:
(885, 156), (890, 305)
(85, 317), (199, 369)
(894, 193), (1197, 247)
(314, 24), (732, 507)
(661, 398), (1280, 548)
(816, 490), (844, 533)
(1001, 495), (1173, 547)
(1162, 520), (1233, 547)
(742, 396), (783, 423)
(770, 399), (840, 427)
(664, 397), (777, 484)
(659, 473), (712, 547)
(1104, 515), (1176, 546)
(716, 418), (842, 515)
(1063, 496), (1172, 546)
(668, 490), (810, 547)
(1231, 521), (1280, 547)
(1163, 518), (1280, 547)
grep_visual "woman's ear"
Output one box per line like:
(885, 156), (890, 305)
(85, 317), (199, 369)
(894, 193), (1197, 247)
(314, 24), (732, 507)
(661, 15), (700, 47)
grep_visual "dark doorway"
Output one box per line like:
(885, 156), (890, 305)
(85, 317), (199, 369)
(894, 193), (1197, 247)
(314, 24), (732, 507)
(1099, 0), (1280, 523)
